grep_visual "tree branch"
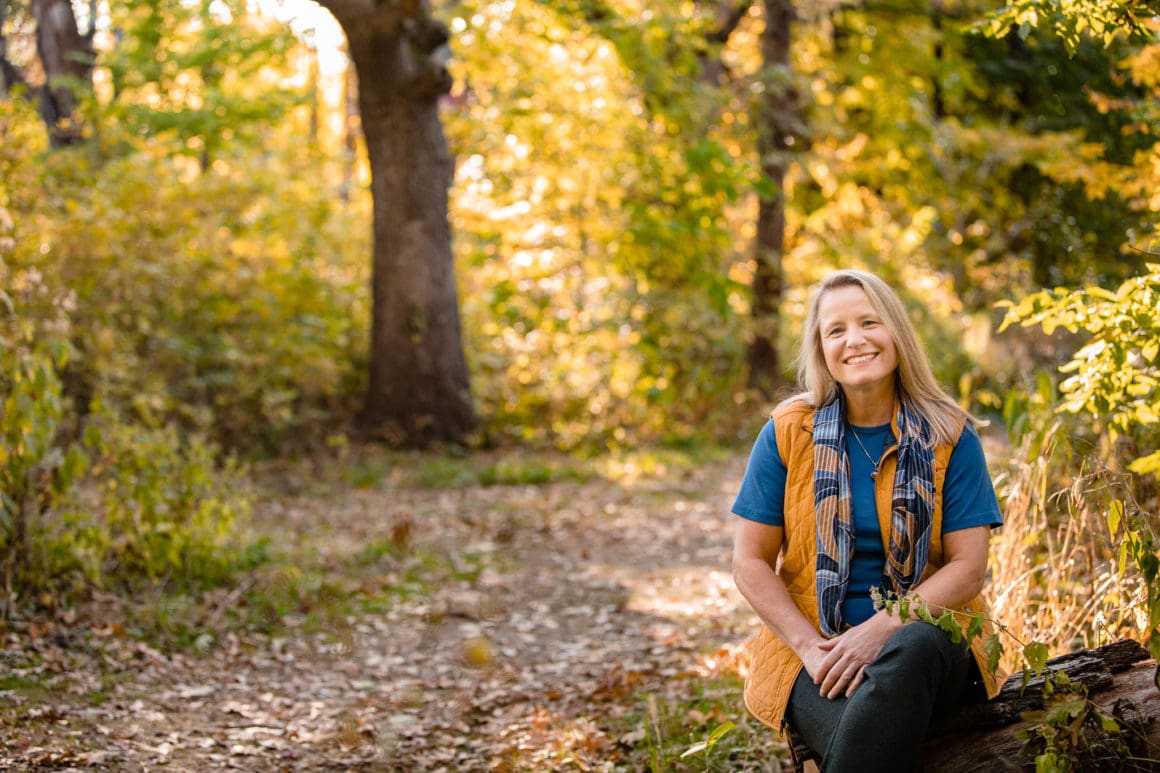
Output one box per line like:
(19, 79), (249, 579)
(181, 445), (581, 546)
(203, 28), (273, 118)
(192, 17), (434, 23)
(706, 0), (754, 44)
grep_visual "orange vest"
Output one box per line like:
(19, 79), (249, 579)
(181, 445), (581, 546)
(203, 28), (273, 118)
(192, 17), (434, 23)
(743, 401), (1007, 730)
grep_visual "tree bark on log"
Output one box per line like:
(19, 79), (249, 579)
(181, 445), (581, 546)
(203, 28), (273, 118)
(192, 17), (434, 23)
(791, 640), (1160, 772)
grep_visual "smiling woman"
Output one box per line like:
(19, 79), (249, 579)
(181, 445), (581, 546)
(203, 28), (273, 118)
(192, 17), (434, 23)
(730, 269), (1007, 772)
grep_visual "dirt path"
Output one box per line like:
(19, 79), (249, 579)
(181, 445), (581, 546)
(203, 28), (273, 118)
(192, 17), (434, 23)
(1, 455), (781, 771)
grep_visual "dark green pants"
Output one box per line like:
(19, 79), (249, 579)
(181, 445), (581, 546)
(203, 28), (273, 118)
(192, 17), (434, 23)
(785, 621), (973, 773)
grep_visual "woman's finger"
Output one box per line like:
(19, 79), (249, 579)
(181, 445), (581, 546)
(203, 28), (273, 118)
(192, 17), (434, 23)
(815, 647), (845, 689)
(844, 665), (867, 697)
(824, 666), (857, 700)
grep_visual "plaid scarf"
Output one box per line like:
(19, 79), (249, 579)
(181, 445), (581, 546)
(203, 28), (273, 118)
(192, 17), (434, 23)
(813, 394), (936, 636)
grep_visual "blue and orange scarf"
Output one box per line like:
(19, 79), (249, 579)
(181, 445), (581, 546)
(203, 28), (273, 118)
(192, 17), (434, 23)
(813, 393), (936, 636)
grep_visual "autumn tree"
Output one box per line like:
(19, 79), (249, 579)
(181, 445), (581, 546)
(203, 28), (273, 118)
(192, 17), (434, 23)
(316, 0), (474, 445)
(1, 0), (93, 145)
(102, 0), (301, 169)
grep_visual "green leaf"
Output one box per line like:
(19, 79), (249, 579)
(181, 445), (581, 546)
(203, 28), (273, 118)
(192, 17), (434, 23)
(680, 720), (735, 758)
(1024, 641), (1049, 674)
(936, 610), (962, 643)
(708, 720), (736, 744)
(1098, 712), (1120, 733)
(967, 613), (984, 642)
(1129, 451), (1160, 475)
(985, 634), (1004, 675)
(1107, 499), (1123, 537)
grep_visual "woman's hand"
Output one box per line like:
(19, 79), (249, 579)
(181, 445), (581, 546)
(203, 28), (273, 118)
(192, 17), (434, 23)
(813, 611), (903, 699)
(797, 640), (832, 684)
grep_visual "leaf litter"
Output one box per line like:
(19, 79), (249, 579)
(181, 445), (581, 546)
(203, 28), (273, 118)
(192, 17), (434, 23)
(0, 453), (777, 771)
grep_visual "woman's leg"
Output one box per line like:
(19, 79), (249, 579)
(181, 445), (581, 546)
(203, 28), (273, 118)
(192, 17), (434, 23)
(785, 622), (972, 773)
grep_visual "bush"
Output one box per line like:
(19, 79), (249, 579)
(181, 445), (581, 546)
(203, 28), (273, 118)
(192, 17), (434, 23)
(2, 94), (370, 455)
(994, 266), (1160, 660)
(51, 410), (254, 591)
(0, 336), (87, 610)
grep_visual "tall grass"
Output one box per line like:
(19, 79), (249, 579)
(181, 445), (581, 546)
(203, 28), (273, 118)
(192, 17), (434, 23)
(988, 416), (1151, 669)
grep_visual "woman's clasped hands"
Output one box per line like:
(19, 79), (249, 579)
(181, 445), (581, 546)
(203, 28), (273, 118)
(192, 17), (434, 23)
(801, 611), (904, 700)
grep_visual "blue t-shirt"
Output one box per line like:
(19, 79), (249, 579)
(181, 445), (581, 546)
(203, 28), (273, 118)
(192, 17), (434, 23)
(731, 418), (1003, 626)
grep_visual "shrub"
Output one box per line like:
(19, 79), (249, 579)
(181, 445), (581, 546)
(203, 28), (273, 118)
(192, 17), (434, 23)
(0, 336), (87, 610)
(994, 266), (1160, 660)
(51, 410), (254, 591)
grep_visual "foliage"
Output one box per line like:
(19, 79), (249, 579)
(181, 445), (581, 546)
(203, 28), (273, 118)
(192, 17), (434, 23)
(2, 92), (369, 454)
(0, 295), (253, 609)
(1015, 671), (1148, 773)
(1, 96), (271, 607)
(997, 267), (1160, 660)
(997, 267), (1160, 475)
(50, 408), (254, 591)
(0, 333), (87, 607)
(445, 0), (754, 449)
(8, 0), (1158, 452)
(680, 720), (736, 761)
(976, 0), (1160, 53)
(99, 0), (303, 165)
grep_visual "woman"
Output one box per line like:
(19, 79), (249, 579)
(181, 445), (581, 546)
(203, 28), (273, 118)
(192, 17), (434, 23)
(731, 269), (1006, 771)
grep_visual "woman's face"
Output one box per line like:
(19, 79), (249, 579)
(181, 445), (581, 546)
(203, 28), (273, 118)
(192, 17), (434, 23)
(816, 284), (898, 395)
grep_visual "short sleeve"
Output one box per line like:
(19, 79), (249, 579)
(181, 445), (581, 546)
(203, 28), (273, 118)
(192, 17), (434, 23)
(941, 423), (1004, 534)
(731, 420), (788, 526)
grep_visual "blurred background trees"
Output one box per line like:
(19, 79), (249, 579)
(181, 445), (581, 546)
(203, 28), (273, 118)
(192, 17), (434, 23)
(1, 0), (1158, 655)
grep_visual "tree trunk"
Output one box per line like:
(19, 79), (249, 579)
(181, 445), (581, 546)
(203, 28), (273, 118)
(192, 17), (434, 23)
(30, 0), (91, 146)
(748, 0), (796, 397)
(318, 0), (474, 446)
(789, 640), (1160, 772)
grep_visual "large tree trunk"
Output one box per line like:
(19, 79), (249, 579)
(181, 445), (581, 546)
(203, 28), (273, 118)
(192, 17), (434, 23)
(30, 0), (91, 146)
(748, 0), (796, 398)
(317, 0), (474, 445)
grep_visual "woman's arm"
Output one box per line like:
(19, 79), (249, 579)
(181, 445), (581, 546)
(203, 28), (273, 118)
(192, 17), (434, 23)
(814, 525), (991, 698)
(732, 518), (829, 680)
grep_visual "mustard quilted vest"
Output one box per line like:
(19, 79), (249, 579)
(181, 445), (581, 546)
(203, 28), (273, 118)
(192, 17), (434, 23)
(743, 401), (1007, 730)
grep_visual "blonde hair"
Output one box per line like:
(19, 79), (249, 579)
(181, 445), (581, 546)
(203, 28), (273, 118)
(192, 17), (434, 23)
(778, 269), (975, 445)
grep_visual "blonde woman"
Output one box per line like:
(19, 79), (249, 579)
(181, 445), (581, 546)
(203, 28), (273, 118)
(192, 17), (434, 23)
(732, 270), (1006, 771)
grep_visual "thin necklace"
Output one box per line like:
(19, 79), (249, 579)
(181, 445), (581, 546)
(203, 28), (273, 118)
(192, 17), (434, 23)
(849, 427), (881, 477)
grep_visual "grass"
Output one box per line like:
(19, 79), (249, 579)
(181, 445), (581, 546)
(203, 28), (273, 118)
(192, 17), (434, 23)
(0, 674), (45, 692)
(595, 672), (788, 772)
(293, 440), (737, 495)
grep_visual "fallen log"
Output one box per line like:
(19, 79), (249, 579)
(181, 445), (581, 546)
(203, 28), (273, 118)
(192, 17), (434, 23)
(788, 640), (1160, 772)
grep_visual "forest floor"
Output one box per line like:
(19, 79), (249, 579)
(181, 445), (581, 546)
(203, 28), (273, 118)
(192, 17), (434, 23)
(0, 448), (791, 771)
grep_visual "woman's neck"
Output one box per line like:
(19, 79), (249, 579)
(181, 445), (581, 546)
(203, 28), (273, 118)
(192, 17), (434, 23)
(842, 385), (895, 427)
